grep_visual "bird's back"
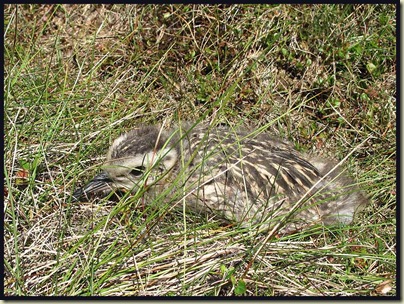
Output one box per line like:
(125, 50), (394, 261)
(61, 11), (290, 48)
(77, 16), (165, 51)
(177, 125), (367, 232)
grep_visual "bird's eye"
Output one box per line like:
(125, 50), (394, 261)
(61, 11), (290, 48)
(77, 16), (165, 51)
(130, 166), (145, 177)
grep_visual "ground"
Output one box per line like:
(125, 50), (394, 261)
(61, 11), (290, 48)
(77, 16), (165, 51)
(4, 4), (397, 297)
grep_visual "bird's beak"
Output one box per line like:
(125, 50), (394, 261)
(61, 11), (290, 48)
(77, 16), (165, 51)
(72, 171), (114, 202)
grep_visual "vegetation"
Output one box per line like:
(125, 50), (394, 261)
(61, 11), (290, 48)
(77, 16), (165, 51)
(4, 4), (396, 296)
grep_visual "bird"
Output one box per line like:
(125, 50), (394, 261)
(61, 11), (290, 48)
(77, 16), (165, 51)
(72, 123), (368, 233)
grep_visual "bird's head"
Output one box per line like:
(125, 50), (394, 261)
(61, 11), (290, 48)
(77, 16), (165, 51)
(72, 126), (184, 201)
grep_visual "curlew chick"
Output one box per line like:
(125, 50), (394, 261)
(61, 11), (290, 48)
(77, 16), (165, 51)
(72, 124), (368, 233)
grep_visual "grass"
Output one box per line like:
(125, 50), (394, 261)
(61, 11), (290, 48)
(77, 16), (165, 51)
(4, 4), (397, 297)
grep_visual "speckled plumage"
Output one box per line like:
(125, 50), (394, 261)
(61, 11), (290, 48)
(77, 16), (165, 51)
(73, 124), (368, 232)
